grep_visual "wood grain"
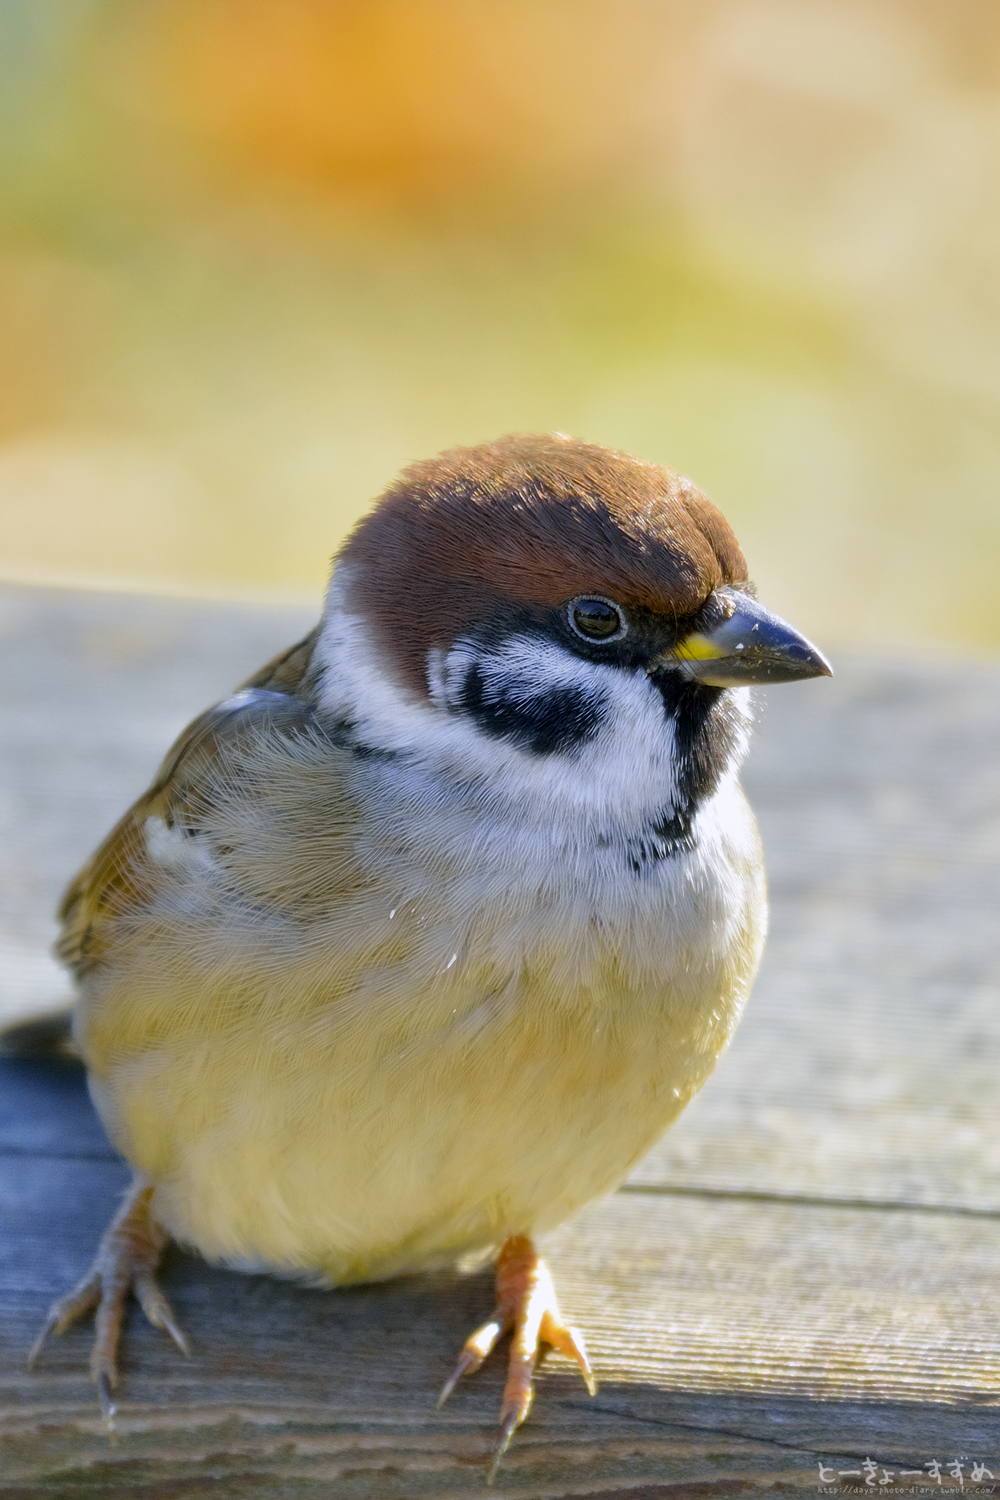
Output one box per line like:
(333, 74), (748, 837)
(636, 659), (1000, 1212)
(3, 1060), (999, 1495)
(2, 582), (999, 1495)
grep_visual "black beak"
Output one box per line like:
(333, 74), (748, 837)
(661, 589), (833, 686)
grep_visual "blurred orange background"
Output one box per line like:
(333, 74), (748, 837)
(1, 0), (999, 649)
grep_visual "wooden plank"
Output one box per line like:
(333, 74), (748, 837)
(4, 584), (1000, 1211)
(635, 659), (1000, 1211)
(4, 583), (1000, 1493)
(3, 1064), (1000, 1494)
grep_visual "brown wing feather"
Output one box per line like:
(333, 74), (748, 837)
(238, 625), (321, 695)
(57, 627), (321, 978)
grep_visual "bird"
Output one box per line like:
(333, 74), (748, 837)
(29, 433), (831, 1476)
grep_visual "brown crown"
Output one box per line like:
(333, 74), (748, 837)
(337, 433), (749, 693)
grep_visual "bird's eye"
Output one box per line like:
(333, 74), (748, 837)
(568, 596), (626, 642)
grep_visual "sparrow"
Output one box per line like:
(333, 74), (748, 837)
(30, 433), (831, 1475)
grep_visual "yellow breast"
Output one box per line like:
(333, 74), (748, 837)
(77, 735), (766, 1284)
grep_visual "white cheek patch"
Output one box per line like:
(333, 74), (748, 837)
(145, 815), (216, 874)
(441, 635), (601, 707)
(313, 569), (746, 835)
(437, 634), (609, 755)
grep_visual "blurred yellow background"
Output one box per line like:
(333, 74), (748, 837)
(1, 0), (999, 649)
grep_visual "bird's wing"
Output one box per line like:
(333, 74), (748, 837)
(236, 624), (322, 695)
(57, 629), (323, 979)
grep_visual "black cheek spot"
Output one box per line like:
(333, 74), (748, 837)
(456, 663), (604, 756)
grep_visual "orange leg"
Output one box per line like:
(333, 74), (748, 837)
(28, 1175), (189, 1428)
(439, 1235), (596, 1480)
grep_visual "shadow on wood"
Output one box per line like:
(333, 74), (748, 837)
(3, 585), (1000, 1495)
(3, 1058), (999, 1496)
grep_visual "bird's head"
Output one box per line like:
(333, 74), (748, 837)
(318, 434), (830, 833)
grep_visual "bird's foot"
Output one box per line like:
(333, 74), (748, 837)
(439, 1234), (595, 1480)
(28, 1175), (188, 1429)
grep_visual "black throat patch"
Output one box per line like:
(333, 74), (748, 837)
(625, 673), (746, 872)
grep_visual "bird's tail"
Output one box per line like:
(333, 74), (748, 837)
(0, 1007), (77, 1058)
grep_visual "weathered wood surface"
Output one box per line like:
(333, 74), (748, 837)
(2, 581), (999, 1496)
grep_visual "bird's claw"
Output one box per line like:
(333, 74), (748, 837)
(439, 1236), (595, 1480)
(27, 1177), (186, 1428)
